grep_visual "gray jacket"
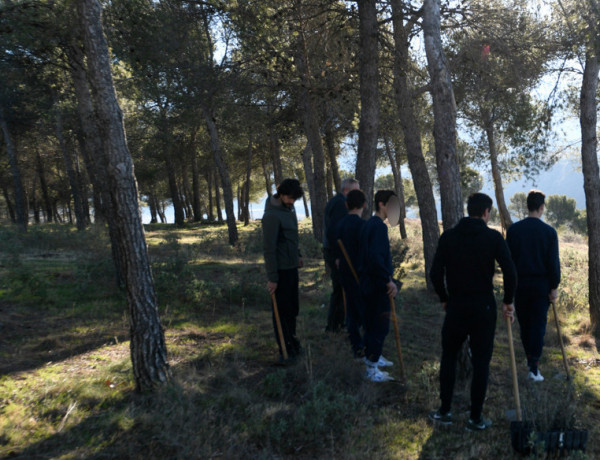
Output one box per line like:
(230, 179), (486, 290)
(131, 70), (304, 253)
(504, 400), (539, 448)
(262, 196), (301, 282)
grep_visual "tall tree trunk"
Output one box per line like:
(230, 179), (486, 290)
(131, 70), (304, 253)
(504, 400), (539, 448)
(2, 182), (15, 223)
(162, 118), (185, 227)
(295, 32), (327, 242)
(148, 188), (158, 224)
(261, 155), (272, 197)
(301, 143), (319, 227)
(326, 166), (333, 199)
(55, 103), (87, 231)
(269, 123), (283, 186)
(423, 0), (463, 230)
(0, 110), (27, 231)
(580, 50), (600, 338)
(391, 0), (440, 287)
(214, 168), (224, 223)
(206, 171), (214, 221)
(190, 135), (202, 222)
(36, 151), (53, 223)
(355, 0), (380, 216)
(78, 0), (169, 392)
(69, 40), (126, 287)
(244, 137), (252, 226)
(484, 115), (512, 231)
(302, 194), (310, 218)
(384, 135), (407, 239)
(203, 109), (237, 243)
(324, 122), (342, 192)
(31, 174), (40, 224)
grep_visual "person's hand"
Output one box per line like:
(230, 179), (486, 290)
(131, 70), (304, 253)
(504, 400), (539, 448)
(298, 257), (304, 268)
(267, 281), (277, 295)
(441, 302), (447, 311)
(503, 303), (515, 323)
(386, 280), (398, 298)
(549, 289), (558, 302)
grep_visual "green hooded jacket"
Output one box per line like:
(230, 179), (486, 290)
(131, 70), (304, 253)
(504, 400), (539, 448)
(262, 196), (301, 282)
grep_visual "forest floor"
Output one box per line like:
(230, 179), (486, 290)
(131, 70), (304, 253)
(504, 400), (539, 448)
(0, 219), (598, 459)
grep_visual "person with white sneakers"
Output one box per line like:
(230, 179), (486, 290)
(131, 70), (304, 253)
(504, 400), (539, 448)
(357, 190), (399, 382)
(506, 190), (561, 382)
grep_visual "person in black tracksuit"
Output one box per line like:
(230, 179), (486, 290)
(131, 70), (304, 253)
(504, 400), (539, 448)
(357, 190), (398, 382)
(506, 190), (561, 382)
(333, 189), (367, 358)
(429, 193), (517, 431)
(262, 179), (304, 361)
(323, 178), (360, 332)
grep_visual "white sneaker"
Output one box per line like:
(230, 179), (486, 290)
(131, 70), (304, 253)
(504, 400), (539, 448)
(377, 355), (394, 367)
(528, 370), (544, 382)
(365, 366), (394, 382)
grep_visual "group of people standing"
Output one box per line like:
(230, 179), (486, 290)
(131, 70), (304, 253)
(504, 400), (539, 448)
(262, 179), (561, 432)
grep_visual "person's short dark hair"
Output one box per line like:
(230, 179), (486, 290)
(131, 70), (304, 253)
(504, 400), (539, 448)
(467, 192), (493, 217)
(374, 190), (396, 212)
(527, 189), (545, 212)
(276, 178), (303, 199)
(346, 189), (366, 210)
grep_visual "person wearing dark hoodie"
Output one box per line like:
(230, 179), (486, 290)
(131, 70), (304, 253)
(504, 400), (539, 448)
(429, 193), (517, 431)
(333, 189), (367, 359)
(506, 190), (561, 382)
(357, 190), (398, 382)
(262, 178), (304, 361)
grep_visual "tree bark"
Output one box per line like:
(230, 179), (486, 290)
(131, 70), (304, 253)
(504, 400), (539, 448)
(580, 50), (600, 338)
(261, 155), (272, 198)
(423, 0), (463, 230)
(1, 182), (15, 223)
(324, 123), (342, 193)
(0, 109), (27, 231)
(269, 123), (283, 186)
(384, 135), (407, 239)
(484, 114), (512, 231)
(36, 151), (53, 223)
(78, 0), (169, 392)
(213, 167), (224, 223)
(203, 108), (237, 243)
(190, 133), (202, 222)
(68, 40), (126, 287)
(355, 0), (380, 216)
(295, 33), (327, 242)
(55, 103), (87, 231)
(391, 0), (440, 288)
(206, 171), (214, 221)
(243, 137), (253, 225)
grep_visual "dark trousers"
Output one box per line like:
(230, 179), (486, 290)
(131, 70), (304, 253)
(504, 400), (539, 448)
(341, 274), (365, 356)
(272, 268), (300, 358)
(363, 289), (390, 363)
(324, 247), (345, 331)
(439, 295), (496, 421)
(515, 279), (550, 371)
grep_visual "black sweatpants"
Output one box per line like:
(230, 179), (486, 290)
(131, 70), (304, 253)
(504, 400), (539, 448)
(515, 279), (551, 372)
(439, 294), (496, 421)
(363, 289), (390, 363)
(272, 268), (300, 358)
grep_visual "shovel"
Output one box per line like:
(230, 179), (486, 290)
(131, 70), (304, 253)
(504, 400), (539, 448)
(506, 316), (522, 422)
(551, 299), (570, 380)
(271, 292), (288, 360)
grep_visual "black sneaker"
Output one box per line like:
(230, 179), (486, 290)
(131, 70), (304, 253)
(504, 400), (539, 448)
(465, 417), (492, 432)
(428, 410), (453, 425)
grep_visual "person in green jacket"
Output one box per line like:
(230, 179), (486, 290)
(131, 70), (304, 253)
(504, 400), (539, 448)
(262, 178), (304, 361)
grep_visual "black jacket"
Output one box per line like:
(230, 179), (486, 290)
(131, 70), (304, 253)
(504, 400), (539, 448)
(430, 217), (517, 304)
(506, 217), (561, 290)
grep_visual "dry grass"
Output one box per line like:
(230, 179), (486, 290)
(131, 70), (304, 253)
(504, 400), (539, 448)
(0, 219), (597, 459)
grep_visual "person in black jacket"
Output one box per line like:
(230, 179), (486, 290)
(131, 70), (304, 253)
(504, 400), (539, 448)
(323, 178), (360, 332)
(506, 190), (561, 382)
(333, 189), (367, 359)
(357, 190), (398, 382)
(429, 193), (517, 431)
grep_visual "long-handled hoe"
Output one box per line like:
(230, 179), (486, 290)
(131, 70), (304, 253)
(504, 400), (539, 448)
(271, 293), (288, 360)
(551, 299), (570, 380)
